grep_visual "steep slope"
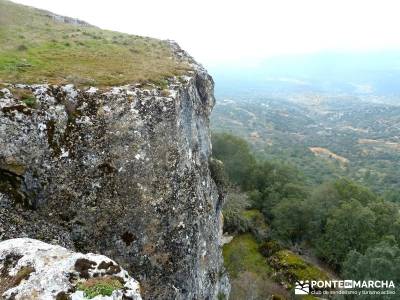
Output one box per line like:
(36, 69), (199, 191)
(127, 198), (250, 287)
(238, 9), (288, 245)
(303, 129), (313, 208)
(0, 1), (229, 299)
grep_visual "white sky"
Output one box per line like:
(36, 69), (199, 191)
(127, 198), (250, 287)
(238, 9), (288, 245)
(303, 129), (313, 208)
(11, 0), (400, 67)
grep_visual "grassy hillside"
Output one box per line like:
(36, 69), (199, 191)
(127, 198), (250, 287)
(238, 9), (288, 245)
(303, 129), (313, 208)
(0, 0), (189, 86)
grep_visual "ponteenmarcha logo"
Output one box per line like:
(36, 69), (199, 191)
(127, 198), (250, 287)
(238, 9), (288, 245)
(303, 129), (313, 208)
(295, 280), (310, 294)
(294, 279), (396, 296)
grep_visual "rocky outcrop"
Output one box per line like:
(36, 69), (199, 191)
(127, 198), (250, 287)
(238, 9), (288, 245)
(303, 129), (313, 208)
(0, 45), (229, 299)
(0, 238), (141, 299)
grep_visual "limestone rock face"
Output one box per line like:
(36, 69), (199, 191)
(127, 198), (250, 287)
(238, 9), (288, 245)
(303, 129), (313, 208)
(0, 45), (229, 299)
(0, 238), (142, 300)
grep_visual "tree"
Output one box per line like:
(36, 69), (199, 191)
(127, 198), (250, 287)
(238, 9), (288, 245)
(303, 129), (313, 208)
(333, 178), (376, 205)
(249, 162), (308, 219)
(316, 200), (377, 268)
(342, 239), (400, 299)
(368, 200), (400, 238)
(306, 181), (342, 237)
(211, 133), (256, 189)
(271, 198), (311, 244)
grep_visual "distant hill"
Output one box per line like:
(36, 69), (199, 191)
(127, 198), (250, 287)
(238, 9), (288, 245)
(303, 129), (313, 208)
(210, 51), (400, 103)
(211, 95), (400, 193)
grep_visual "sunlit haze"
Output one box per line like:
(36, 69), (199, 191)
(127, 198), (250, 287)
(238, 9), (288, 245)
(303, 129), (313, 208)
(10, 0), (400, 67)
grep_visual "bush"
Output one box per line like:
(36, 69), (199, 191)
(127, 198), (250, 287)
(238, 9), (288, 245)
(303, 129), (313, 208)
(222, 192), (251, 233)
(77, 276), (123, 298)
(209, 158), (228, 192)
(259, 240), (282, 257)
(342, 239), (400, 299)
(271, 198), (311, 244)
(211, 133), (256, 190)
(315, 200), (377, 268)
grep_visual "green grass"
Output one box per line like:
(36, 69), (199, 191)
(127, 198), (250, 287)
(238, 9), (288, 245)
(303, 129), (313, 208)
(22, 96), (36, 108)
(77, 277), (123, 298)
(0, 0), (190, 87)
(273, 250), (330, 282)
(223, 233), (272, 279)
(223, 234), (289, 299)
(7, 87), (37, 107)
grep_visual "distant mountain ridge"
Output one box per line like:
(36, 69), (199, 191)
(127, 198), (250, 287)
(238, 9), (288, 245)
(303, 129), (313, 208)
(210, 51), (400, 102)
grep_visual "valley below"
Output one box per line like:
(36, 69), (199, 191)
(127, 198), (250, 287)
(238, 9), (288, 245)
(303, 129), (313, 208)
(211, 92), (400, 195)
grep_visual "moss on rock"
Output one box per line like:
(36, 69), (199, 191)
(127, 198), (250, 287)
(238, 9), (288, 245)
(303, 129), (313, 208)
(269, 249), (330, 288)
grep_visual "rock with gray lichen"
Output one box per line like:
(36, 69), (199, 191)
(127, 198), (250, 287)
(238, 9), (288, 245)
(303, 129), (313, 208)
(0, 43), (229, 299)
(0, 238), (142, 299)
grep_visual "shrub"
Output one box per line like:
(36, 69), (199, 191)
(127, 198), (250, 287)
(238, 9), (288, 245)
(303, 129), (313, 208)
(222, 192), (251, 233)
(209, 158), (228, 192)
(77, 276), (123, 298)
(269, 250), (330, 286)
(259, 240), (282, 257)
(22, 96), (37, 108)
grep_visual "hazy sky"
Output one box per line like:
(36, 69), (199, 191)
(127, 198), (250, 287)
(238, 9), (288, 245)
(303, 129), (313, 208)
(12, 0), (400, 67)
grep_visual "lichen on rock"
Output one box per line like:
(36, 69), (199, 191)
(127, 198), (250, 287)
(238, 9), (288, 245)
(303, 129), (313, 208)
(0, 41), (229, 299)
(0, 238), (142, 300)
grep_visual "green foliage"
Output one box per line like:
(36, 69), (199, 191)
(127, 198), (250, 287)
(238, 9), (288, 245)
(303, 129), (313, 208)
(222, 192), (252, 233)
(215, 132), (400, 277)
(222, 192), (269, 240)
(211, 94), (400, 195)
(304, 179), (400, 269)
(249, 161), (308, 219)
(271, 198), (310, 243)
(316, 199), (377, 267)
(223, 234), (272, 279)
(77, 277), (123, 298)
(271, 250), (330, 284)
(342, 239), (400, 299)
(259, 240), (282, 257)
(209, 158), (228, 192)
(368, 200), (400, 238)
(223, 234), (289, 299)
(333, 177), (376, 205)
(9, 88), (37, 107)
(22, 96), (36, 108)
(383, 189), (400, 203)
(212, 133), (256, 189)
(241, 209), (269, 240)
(305, 182), (343, 237)
(217, 293), (226, 300)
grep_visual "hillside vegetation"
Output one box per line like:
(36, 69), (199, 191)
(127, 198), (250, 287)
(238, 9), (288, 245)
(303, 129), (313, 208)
(0, 0), (189, 86)
(213, 133), (400, 299)
(212, 96), (400, 197)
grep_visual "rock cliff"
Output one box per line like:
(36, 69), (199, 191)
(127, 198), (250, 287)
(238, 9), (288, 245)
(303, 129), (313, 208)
(0, 2), (230, 295)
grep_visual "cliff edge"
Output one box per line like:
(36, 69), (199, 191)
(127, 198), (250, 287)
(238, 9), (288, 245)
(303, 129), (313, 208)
(0, 0), (229, 299)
